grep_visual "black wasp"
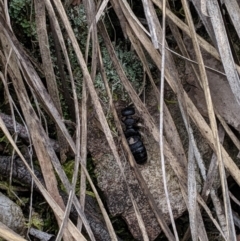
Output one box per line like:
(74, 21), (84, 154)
(121, 105), (147, 165)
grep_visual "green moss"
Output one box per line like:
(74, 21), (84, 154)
(9, 0), (36, 38)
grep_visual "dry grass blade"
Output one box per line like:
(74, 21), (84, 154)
(217, 112), (240, 151)
(207, 1), (240, 106)
(127, 28), (187, 169)
(131, 0), (182, 237)
(178, 80), (210, 240)
(0, 15), (76, 152)
(101, 15), (186, 238)
(126, 0), (240, 187)
(0, 27), (73, 240)
(49, 0), (121, 175)
(35, 0), (69, 164)
(39, 1), (95, 240)
(130, 199), (150, 241)
(98, 19), (176, 240)
(0, 67), (22, 194)
(166, 1), (202, 88)
(187, 135), (198, 241)
(152, 0), (240, 75)
(158, 0), (179, 239)
(163, 1), (240, 203)
(35, 3), (75, 238)
(98, 46), (149, 240)
(43, 0), (77, 123)
(209, 129), (229, 237)
(55, 20), (82, 241)
(0, 19), (95, 240)
(211, 190), (228, 237)
(183, 0), (236, 239)
(82, 0), (98, 80)
(201, 125), (228, 237)
(78, 80), (87, 231)
(90, 15), (150, 238)
(78, 0), (101, 232)
(141, 0), (158, 48)
(44, 0), (125, 240)
(107, 2), (224, 239)
(185, 92), (240, 185)
(44, 0), (125, 238)
(201, 125), (225, 201)
(80, 163), (119, 241)
(230, 192), (240, 207)
(180, 2), (218, 240)
(113, 1), (239, 239)
(56, 157), (80, 241)
(0, 117), (87, 241)
(0, 221), (27, 241)
(2, 0), (240, 240)
(197, 195), (226, 239)
(116, 2), (208, 239)
(152, 0), (216, 56)
(128, 2), (192, 193)
(95, 0), (109, 23)
(144, 0), (238, 239)
(99, 6), (159, 142)
(223, 0), (240, 42)
(191, 0), (215, 43)
(201, 0), (208, 16)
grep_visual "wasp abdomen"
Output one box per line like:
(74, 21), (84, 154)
(121, 106), (147, 165)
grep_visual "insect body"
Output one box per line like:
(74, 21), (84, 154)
(121, 106), (147, 165)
